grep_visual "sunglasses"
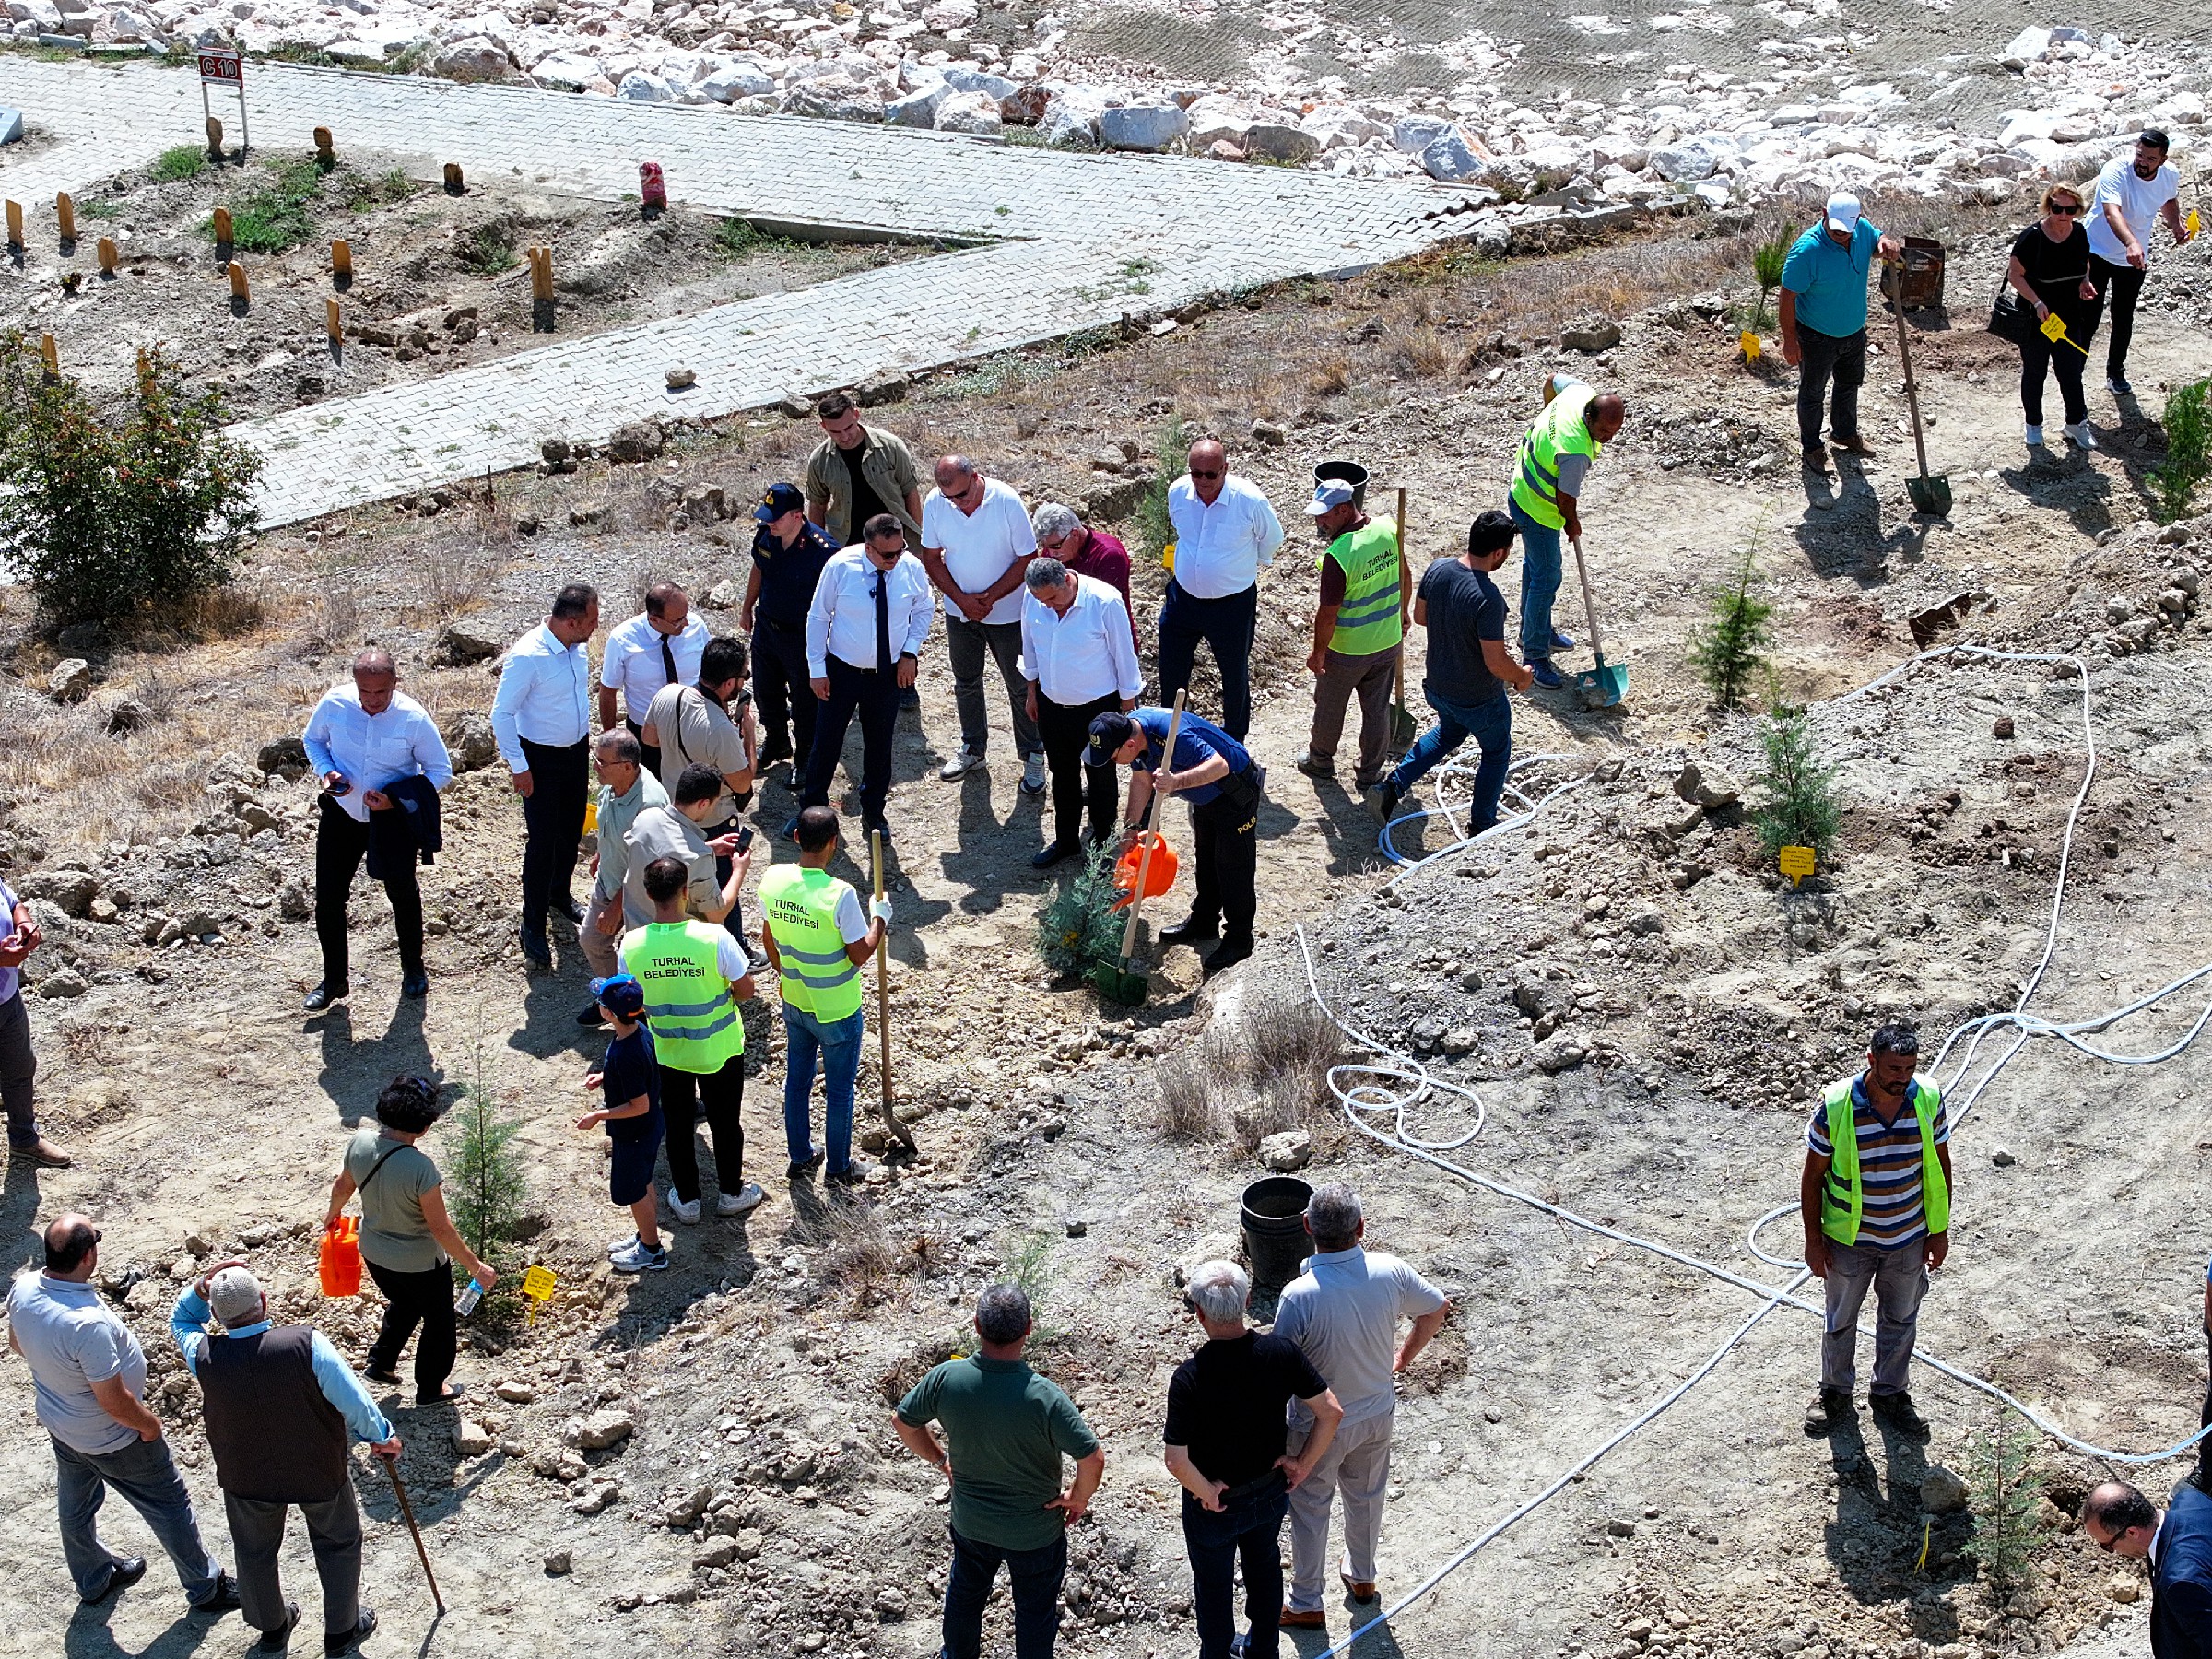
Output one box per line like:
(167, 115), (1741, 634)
(1189, 467), (1223, 480)
(2051, 202), (2082, 215)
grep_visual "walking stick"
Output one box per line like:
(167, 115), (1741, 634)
(382, 1454), (445, 1615)
(1389, 487), (1416, 755)
(869, 830), (916, 1155)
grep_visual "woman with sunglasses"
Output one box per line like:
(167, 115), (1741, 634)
(2005, 182), (2105, 451)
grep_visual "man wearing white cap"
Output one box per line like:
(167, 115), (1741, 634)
(1294, 479), (1407, 794)
(1779, 192), (1903, 474)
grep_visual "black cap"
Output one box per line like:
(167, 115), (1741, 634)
(754, 480), (806, 523)
(1088, 711), (1137, 761)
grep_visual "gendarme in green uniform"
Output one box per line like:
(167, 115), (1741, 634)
(1320, 520), (1404, 656)
(1509, 382), (1603, 532)
(620, 920), (745, 1073)
(1817, 1077), (1949, 1246)
(759, 865), (864, 1022)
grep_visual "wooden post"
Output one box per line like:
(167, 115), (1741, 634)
(529, 246), (552, 300)
(97, 237), (118, 275)
(325, 297), (342, 342)
(442, 162), (465, 195)
(4, 200), (20, 250)
(206, 116), (224, 160)
(212, 206), (234, 246)
(313, 125), (335, 165)
(55, 194), (75, 243)
(331, 238), (352, 280)
(39, 334), (58, 383)
(228, 261), (249, 305)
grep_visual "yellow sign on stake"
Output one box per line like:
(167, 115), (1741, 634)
(2039, 312), (2089, 357)
(1778, 845), (1817, 887)
(2188, 207), (2202, 241)
(521, 1265), (557, 1323)
(1739, 330), (1761, 362)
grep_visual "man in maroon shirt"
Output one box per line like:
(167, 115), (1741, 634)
(1033, 502), (1138, 650)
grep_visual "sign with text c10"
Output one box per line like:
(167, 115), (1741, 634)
(197, 46), (243, 86)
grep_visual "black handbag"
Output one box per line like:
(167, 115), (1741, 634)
(1987, 270), (2040, 347)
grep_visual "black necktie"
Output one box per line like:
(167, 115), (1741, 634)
(659, 629), (677, 688)
(873, 568), (893, 674)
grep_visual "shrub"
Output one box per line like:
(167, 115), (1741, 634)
(1035, 841), (1129, 979)
(211, 158), (322, 253)
(1751, 705), (1841, 865)
(446, 1047), (529, 1263)
(1751, 232), (1790, 326)
(1965, 1416), (2041, 1591)
(152, 144), (207, 183)
(0, 336), (262, 627)
(1135, 413), (1192, 562)
(460, 222), (516, 275)
(1002, 1229), (1065, 1346)
(2150, 377), (2210, 524)
(1688, 545), (1773, 709)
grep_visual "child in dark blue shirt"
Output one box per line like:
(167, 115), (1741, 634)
(577, 974), (667, 1273)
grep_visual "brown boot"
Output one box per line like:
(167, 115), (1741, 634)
(1803, 1385), (1853, 1437)
(16, 1137), (72, 1169)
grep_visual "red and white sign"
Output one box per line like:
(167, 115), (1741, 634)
(196, 46), (243, 86)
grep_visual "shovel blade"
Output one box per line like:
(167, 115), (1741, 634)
(1390, 702), (1418, 757)
(1907, 474), (1952, 516)
(1091, 959), (1150, 1006)
(1574, 661), (1629, 709)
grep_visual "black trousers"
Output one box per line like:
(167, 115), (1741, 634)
(623, 717), (662, 783)
(314, 798), (423, 986)
(802, 656), (898, 827)
(1188, 773), (1259, 947)
(752, 617), (816, 765)
(0, 988), (37, 1148)
(661, 1054), (745, 1202)
(1037, 691), (1122, 849)
(1795, 323), (1866, 453)
(2019, 329), (2090, 427)
(226, 1486), (360, 1640)
(363, 1257), (455, 1397)
(519, 736), (589, 939)
(1158, 580), (1259, 740)
(2089, 254), (2147, 381)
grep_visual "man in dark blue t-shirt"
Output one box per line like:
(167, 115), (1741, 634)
(1367, 510), (1534, 840)
(1089, 705), (1264, 978)
(741, 482), (842, 775)
(576, 974), (667, 1274)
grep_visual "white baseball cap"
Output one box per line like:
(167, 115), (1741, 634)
(1304, 480), (1356, 517)
(1824, 192), (1863, 234)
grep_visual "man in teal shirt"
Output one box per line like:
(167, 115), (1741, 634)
(1779, 190), (1903, 474)
(893, 1285), (1106, 1658)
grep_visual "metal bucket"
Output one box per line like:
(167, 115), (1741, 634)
(1312, 459), (1369, 509)
(1241, 1175), (1313, 1294)
(1878, 236), (1947, 312)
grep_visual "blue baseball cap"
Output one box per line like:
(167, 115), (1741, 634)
(753, 481), (806, 523)
(589, 974), (646, 1017)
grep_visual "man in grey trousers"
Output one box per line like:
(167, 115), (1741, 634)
(1271, 1183), (1451, 1630)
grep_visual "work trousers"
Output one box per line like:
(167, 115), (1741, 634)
(2019, 329), (2091, 428)
(751, 616), (816, 766)
(942, 1525), (1067, 1659)
(1308, 645), (1399, 787)
(2090, 254), (2147, 381)
(1187, 782), (1259, 948)
(0, 987), (39, 1148)
(1183, 1474), (1290, 1659)
(661, 1054), (746, 1203)
(782, 1005), (862, 1176)
(363, 1257), (455, 1397)
(1036, 690), (1122, 849)
(1286, 1410), (1394, 1613)
(1794, 323), (1867, 453)
(226, 1485), (361, 1641)
(1509, 500), (1564, 662)
(1820, 1238), (1929, 1395)
(1390, 689), (1512, 834)
(580, 888), (622, 979)
(802, 656), (899, 827)
(1159, 580), (1259, 740)
(622, 717), (662, 784)
(52, 1433), (223, 1606)
(313, 799), (423, 988)
(518, 736), (589, 941)
(944, 615), (1041, 761)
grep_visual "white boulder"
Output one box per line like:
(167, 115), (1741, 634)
(933, 88), (1001, 134)
(1300, 103), (1384, 151)
(700, 58), (774, 102)
(432, 34), (512, 80)
(617, 69), (675, 101)
(1099, 101), (1187, 152)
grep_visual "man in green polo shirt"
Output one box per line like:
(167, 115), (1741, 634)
(1294, 479), (1408, 793)
(893, 1285), (1106, 1659)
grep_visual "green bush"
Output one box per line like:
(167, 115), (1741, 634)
(1035, 841), (1129, 979)
(447, 1058), (528, 1260)
(1688, 546), (1773, 709)
(1135, 413), (1191, 561)
(210, 158), (322, 253)
(152, 144), (207, 183)
(0, 336), (262, 626)
(1751, 705), (1841, 865)
(2150, 377), (2210, 523)
(460, 222), (516, 274)
(1751, 232), (1790, 327)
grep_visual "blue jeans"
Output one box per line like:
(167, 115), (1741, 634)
(941, 1525), (1066, 1659)
(782, 1005), (863, 1174)
(1388, 690), (1512, 833)
(53, 1433), (224, 1604)
(1184, 1476), (1290, 1659)
(1509, 499), (1562, 661)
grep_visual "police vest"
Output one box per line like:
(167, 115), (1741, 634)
(759, 865), (865, 1022)
(1509, 382), (1602, 532)
(622, 921), (745, 1074)
(1818, 1077), (1949, 1246)
(1320, 521), (1404, 656)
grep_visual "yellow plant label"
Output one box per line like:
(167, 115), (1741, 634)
(1778, 845), (1816, 886)
(522, 1265), (557, 1300)
(1739, 330), (1760, 361)
(583, 799), (598, 834)
(2187, 207), (2201, 240)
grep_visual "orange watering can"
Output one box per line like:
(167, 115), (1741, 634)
(1112, 831), (1177, 910)
(319, 1216), (361, 1297)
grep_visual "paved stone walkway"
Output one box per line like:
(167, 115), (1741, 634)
(1, 56), (1499, 525)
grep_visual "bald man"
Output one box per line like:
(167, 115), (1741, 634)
(920, 453), (1045, 789)
(300, 649), (454, 1011)
(1160, 438), (1285, 740)
(1505, 377), (1627, 690)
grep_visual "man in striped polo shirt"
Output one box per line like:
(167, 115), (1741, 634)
(1800, 1023), (1953, 1439)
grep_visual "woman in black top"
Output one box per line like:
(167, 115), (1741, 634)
(2006, 181), (2104, 450)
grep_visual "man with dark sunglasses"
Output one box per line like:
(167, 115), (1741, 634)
(1159, 438), (1284, 741)
(2082, 1479), (2212, 1657)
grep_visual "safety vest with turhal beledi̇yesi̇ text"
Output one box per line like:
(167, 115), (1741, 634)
(1818, 1076), (1949, 1246)
(1509, 382), (1603, 532)
(624, 920), (745, 1073)
(759, 865), (864, 1021)
(1319, 520), (1404, 656)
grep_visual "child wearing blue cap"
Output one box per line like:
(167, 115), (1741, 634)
(576, 974), (667, 1273)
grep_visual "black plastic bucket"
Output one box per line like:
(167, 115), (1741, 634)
(1312, 459), (1369, 509)
(1241, 1175), (1313, 1293)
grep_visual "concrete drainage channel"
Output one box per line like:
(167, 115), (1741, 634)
(1293, 643), (2212, 1656)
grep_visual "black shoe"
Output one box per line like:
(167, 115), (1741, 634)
(399, 971), (429, 999)
(557, 894), (586, 924)
(83, 1556), (147, 1604)
(780, 815), (801, 842)
(1031, 840), (1078, 869)
(516, 927), (552, 968)
(1803, 1385), (1853, 1437)
(324, 1606), (375, 1657)
(257, 1602), (301, 1652)
(1870, 1390), (1930, 1439)
(302, 981), (348, 1012)
(417, 1382), (466, 1406)
(575, 1000), (607, 1028)
(826, 1160), (874, 1188)
(364, 1367), (402, 1387)
(786, 1149), (825, 1179)
(759, 740), (794, 768)
(1202, 938), (1254, 979)
(1158, 917), (1218, 947)
(865, 822), (893, 852)
(192, 1570), (241, 1614)
(1364, 779), (1402, 828)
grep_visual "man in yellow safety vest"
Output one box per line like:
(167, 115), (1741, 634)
(1505, 375), (1626, 690)
(1293, 478), (1408, 794)
(1799, 1023), (1952, 1440)
(759, 806), (889, 1193)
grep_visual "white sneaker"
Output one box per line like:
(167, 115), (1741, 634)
(2064, 421), (2098, 450)
(2023, 423), (2044, 447)
(610, 1238), (669, 1273)
(607, 1232), (640, 1258)
(666, 1188), (700, 1225)
(1020, 751), (1048, 794)
(715, 1182), (765, 1217)
(939, 747), (983, 781)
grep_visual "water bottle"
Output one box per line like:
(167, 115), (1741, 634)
(453, 1277), (483, 1317)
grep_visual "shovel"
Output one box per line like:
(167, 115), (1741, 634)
(869, 830), (916, 1157)
(1567, 535), (1629, 710)
(1389, 488), (1417, 755)
(1888, 287), (1951, 517)
(1092, 691), (1185, 1006)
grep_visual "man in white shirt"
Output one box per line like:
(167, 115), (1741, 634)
(490, 582), (599, 968)
(801, 513), (935, 848)
(919, 453), (1045, 791)
(1019, 557), (1140, 867)
(300, 648), (453, 1011)
(2087, 128), (2191, 396)
(596, 582), (708, 777)
(1160, 438), (1284, 741)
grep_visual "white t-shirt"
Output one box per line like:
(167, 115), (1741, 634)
(2086, 156), (2180, 265)
(921, 477), (1037, 626)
